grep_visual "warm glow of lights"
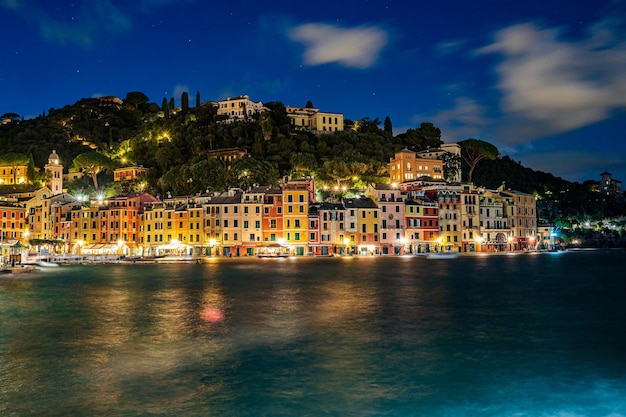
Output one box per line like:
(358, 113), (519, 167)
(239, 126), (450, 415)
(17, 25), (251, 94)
(209, 238), (216, 246)
(475, 236), (483, 243)
(117, 240), (125, 247)
(343, 238), (350, 246)
(171, 238), (180, 246)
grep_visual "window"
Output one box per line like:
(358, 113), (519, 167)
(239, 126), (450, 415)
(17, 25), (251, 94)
(295, 232), (300, 240)
(244, 221), (249, 228)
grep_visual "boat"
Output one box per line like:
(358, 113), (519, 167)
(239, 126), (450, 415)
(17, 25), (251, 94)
(426, 252), (460, 259)
(2, 265), (37, 274)
(38, 261), (60, 268)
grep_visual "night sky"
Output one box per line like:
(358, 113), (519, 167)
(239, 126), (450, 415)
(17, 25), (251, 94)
(2, 0), (625, 183)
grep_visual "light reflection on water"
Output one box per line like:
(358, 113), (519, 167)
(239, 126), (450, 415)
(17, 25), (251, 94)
(1, 250), (625, 416)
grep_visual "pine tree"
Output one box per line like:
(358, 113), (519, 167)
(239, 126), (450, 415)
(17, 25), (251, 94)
(181, 92), (189, 114)
(384, 116), (393, 135)
(196, 91), (201, 108)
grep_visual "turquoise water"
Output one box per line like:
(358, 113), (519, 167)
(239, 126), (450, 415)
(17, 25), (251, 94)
(1, 250), (625, 416)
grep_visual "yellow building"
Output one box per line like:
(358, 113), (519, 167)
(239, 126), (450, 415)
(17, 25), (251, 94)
(343, 197), (380, 255)
(139, 201), (165, 255)
(0, 164), (27, 185)
(216, 95), (267, 122)
(282, 179), (312, 255)
(286, 106), (344, 133)
(241, 188), (265, 256)
(499, 186), (537, 250)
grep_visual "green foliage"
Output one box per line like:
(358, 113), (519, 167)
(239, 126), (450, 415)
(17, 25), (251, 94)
(181, 91), (189, 114)
(384, 116), (392, 135)
(396, 122), (442, 150)
(125, 91), (149, 109)
(1, 92), (619, 220)
(73, 152), (113, 190)
(459, 138), (499, 183)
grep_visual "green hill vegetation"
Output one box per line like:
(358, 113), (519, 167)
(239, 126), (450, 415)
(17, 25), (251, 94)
(1, 91), (623, 223)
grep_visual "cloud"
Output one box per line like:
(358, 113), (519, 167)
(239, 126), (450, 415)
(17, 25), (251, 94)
(172, 85), (190, 104)
(288, 23), (389, 68)
(416, 97), (492, 143)
(476, 19), (626, 144)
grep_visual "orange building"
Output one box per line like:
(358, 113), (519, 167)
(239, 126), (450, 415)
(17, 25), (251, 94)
(389, 148), (443, 183)
(113, 165), (147, 182)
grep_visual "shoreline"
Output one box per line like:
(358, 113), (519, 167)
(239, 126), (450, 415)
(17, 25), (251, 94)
(15, 247), (623, 267)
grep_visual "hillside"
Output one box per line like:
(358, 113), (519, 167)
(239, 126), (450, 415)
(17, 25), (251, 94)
(1, 93), (619, 221)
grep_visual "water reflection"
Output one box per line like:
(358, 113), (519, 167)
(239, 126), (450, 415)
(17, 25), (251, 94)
(1, 252), (625, 416)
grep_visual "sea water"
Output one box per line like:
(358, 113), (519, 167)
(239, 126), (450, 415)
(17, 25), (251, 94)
(1, 249), (625, 416)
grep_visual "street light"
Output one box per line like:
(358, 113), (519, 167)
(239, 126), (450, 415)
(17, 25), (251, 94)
(475, 236), (483, 252)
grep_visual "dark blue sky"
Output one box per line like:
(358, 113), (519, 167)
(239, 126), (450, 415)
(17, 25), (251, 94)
(2, 0), (625, 183)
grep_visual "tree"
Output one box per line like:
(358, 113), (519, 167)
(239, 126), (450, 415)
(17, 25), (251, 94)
(305, 100), (314, 108)
(196, 91), (201, 108)
(0, 152), (29, 184)
(181, 91), (189, 114)
(72, 152), (113, 191)
(459, 139), (499, 183)
(125, 91), (149, 110)
(397, 122), (442, 150)
(384, 116), (393, 135)
(290, 152), (318, 175)
(440, 152), (462, 182)
(1, 112), (20, 120)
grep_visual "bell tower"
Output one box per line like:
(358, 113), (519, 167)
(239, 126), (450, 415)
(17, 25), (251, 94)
(45, 150), (63, 195)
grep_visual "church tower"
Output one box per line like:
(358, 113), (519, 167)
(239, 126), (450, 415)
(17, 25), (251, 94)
(45, 150), (63, 195)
